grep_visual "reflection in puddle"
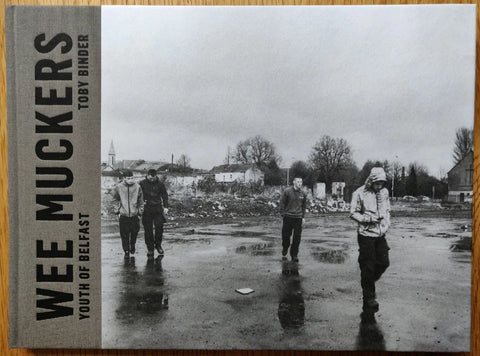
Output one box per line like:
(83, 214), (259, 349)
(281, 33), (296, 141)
(195, 230), (268, 237)
(278, 261), (305, 329)
(311, 247), (348, 264)
(309, 239), (329, 244)
(169, 237), (212, 245)
(355, 312), (385, 351)
(236, 242), (275, 256)
(115, 256), (168, 324)
(428, 233), (459, 239)
(450, 236), (472, 252)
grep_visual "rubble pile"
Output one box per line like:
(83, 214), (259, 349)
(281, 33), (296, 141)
(102, 188), (350, 219)
(169, 195), (280, 218)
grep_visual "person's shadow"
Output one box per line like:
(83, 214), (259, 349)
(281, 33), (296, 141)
(355, 311), (386, 351)
(278, 260), (305, 329)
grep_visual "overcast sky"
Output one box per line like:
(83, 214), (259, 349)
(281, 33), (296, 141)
(101, 5), (475, 177)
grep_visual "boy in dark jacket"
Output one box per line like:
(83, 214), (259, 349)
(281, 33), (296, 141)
(279, 177), (307, 262)
(140, 169), (169, 258)
(112, 170), (144, 257)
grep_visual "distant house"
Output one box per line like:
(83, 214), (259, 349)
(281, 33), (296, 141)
(212, 164), (264, 185)
(447, 151), (473, 203)
(131, 161), (169, 177)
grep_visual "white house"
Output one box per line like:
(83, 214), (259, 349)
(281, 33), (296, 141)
(447, 151), (473, 203)
(212, 164), (264, 185)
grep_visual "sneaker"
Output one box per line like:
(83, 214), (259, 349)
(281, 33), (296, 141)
(124, 251), (130, 258)
(130, 247), (135, 254)
(156, 246), (164, 255)
(292, 256), (299, 262)
(282, 248), (288, 257)
(363, 299), (379, 312)
(147, 250), (154, 258)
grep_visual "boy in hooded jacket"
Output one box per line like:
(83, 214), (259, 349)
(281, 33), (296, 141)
(350, 167), (391, 312)
(112, 170), (144, 257)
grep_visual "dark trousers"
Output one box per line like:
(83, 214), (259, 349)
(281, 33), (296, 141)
(119, 215), (140, 253)
(357, 234), (390, 301)
(142, 206), (165, 252)
(282, 217), (303, 257)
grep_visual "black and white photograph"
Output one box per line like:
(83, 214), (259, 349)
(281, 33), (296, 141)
(99, 5), (475, 351)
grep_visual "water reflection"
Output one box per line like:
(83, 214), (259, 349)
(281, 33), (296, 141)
(235, 242), (275, 256)
(115, 257), (139, 324)
(355, 312), (386, 351)
(141, 256), (168, 312)
(311, 247), (348, 264)
(115, 256), (168, 325)
(278, 260), (305, 329)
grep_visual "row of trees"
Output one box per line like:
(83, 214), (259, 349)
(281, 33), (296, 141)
(225, 126), (473, 199)
(168, 126), (472, 199)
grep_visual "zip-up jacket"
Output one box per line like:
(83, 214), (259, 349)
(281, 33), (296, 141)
(139, 177), (169, 208)
(112, 181), (144, 217)
(350, 168), (391, 237)
(279, 186), (307, 218)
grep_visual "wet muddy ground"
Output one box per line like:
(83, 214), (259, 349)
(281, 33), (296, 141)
(101, 212), (471, 351)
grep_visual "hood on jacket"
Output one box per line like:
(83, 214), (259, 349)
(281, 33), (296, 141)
(365, 167), (387, 189)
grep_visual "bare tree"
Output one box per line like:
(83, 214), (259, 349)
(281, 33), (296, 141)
(309, 135), (354, 192)
(234, 140), (251, 164)
(176, 154), (191, 168)
(453, 127), (473, 164)
(234, 135), (280, 165)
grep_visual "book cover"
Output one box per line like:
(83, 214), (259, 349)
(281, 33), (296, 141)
(6, 4), (476, 351)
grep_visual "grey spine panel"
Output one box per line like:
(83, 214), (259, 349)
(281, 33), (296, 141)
(6, 6), (101, 348)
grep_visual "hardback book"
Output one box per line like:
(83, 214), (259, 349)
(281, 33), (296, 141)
(6, 4), (476, 351)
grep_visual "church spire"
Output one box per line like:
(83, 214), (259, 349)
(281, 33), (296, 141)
(108, 140), (116, 166)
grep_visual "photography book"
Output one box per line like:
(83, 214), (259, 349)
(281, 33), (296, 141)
(6, 5), (476, 351)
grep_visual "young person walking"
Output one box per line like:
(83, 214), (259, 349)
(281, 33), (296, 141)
(112, 170), (144, 257)
(350, 167), (391, 312)
(140, 169), (169, 258)
(279, 177), (307, 262)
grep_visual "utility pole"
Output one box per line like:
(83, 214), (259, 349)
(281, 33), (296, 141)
(392, 170), (395, 199)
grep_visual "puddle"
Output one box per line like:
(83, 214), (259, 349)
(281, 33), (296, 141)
(427, 233), (459, 239)
(169, 237), (212, 245)
(450, 236), (472, 252)
(235, 242), (275, 256)
(136, 292), (169, 312)
(195, 230), (268, 237)
(278, 293), (305, 329)
(311, 247), (349, 263)
(278, 263), (304, 329)
(308, 239), (329, 244)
